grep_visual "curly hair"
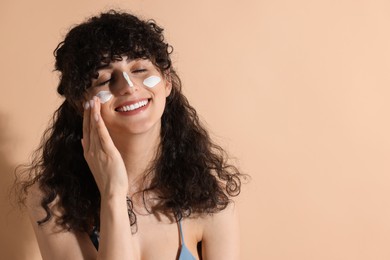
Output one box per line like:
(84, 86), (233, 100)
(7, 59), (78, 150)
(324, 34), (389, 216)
(16, 10), (244, 233)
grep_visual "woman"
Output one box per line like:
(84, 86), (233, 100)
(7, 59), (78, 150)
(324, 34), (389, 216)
(17, 10), (243, 260)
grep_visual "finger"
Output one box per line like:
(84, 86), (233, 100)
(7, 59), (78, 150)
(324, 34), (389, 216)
(89, 97), (102, 152)
(94, 104), (116, 153)
(90, 96), (117, 153)
(82, 100), (91, 151)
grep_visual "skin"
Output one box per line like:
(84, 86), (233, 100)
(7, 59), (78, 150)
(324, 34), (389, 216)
(26, 58), (240, 260)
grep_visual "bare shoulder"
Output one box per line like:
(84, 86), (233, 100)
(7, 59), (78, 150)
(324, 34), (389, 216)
(202, 202), (239, 226)
(26, 182), (97, 260)
(200, 202), (240, 260)
(25, 182), (49, 220)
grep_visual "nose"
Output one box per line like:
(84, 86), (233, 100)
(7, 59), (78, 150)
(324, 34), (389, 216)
(115, 71), (137, 95)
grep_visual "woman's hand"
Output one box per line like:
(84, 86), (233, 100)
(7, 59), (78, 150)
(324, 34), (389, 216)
(81, 96), (128, 198)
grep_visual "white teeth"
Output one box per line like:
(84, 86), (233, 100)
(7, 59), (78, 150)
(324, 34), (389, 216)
(117, 100), (148, 112)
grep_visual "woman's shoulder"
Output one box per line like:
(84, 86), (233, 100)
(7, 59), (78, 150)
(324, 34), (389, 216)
(202, 201), (239, 229)
(25, 182), (64, 232)
(195, 202), (240, 259)
(25, 182), (97, 259)
(186, 201), (238, 238)
(25, 182), (47, 220)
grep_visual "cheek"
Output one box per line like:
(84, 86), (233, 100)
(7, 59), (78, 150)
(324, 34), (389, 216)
(155, 93), (167, 114)
(96, 90), (113, 103)
(143, 76), (161, 88)
(99, 108), (116, 131)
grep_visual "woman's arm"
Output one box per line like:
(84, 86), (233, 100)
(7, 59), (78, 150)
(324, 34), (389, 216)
(97, 194), (137, 259)
(82, 97), (138, 260)
(26, 185), (137, 260)
(27, 97), (139, 260)
(201, 203), (240, 260)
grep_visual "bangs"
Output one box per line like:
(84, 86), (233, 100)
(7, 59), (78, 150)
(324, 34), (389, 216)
(55, 11), (171, 102)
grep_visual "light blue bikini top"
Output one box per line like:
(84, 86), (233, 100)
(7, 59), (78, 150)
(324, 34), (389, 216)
(178, 219), (197, 260)
(89, 220), (197, 260)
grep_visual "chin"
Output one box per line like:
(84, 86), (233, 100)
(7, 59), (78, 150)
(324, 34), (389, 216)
(109, 119), (162, 137)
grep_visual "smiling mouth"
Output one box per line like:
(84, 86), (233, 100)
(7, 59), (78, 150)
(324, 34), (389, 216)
(115, 99), (149, 112)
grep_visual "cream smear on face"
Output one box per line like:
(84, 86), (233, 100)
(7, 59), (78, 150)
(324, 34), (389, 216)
(122, 71), (134, 87)
(143, 76), (161, 88)
(96, 91), (113, 104)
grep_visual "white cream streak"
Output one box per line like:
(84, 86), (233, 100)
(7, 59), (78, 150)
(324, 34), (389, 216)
(143, 75), (161, 88)
(96, 91), (113, 104)
(122, 71), (134, 87)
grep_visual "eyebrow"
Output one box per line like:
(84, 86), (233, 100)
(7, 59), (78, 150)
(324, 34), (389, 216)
(96, 57), (137, 71)
(96, 63), (111, 70)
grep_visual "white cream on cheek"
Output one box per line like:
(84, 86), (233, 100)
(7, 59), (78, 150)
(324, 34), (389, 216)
(95, 90), (113, 104)
(95, 71), (134, 104)
(143, 76), (161, 88)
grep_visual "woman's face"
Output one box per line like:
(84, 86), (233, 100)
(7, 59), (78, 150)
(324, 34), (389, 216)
(85, 57), (172, 136)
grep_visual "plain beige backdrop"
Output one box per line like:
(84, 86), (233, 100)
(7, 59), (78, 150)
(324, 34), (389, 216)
(1, 0), (390, 259)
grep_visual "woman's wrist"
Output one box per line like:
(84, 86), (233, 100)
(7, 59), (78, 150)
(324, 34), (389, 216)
(100, 188), (128, 202)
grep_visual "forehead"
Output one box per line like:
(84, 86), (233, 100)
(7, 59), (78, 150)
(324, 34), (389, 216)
(96, 57), (154, 71)
(97, 43), (152, 65)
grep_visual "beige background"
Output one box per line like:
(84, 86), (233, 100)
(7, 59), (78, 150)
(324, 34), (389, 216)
(1, 0), (390, 259)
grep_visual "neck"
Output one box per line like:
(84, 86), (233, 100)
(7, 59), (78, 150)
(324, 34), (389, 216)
(110, 124), (161, 195)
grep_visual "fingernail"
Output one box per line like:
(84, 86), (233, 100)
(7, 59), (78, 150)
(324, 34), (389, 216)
(94, 113), (99, 122)
(89, 100), (94, 109)
(83, 102), (90, 110)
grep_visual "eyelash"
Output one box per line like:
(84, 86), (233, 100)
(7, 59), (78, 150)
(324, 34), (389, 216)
(98, 78), (113, 86)
(132, 69), (147, 73)
(96, 69), (147, 86)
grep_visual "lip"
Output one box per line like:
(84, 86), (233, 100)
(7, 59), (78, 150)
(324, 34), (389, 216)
(114, 98), (150, 115)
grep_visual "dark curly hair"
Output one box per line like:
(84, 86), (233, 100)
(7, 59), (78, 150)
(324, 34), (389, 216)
(16, 10), (244, 233)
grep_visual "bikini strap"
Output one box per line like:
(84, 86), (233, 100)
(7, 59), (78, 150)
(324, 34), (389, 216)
(178, 219), (185, 245)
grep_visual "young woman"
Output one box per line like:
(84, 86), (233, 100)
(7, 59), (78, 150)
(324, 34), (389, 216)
(17, 10), (243, 260)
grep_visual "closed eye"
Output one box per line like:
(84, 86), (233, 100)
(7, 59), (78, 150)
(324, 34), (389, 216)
(132, 69), (147, 73)
(97, 77), (113, 86)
